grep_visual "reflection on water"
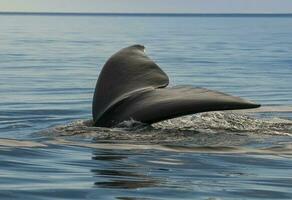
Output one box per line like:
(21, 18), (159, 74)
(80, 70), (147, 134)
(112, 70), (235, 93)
(93, 171), (159, 189)
(92, 151), (159, 189)
(0, 136), (292, 199)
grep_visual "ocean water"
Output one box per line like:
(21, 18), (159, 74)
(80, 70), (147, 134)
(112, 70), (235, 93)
(1, 13), (292, 199)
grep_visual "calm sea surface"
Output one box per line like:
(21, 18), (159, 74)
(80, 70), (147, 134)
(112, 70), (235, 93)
(0, 14), (292, 199)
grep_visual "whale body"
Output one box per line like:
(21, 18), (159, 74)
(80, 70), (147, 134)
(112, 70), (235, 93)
(92, 45), (260, 127)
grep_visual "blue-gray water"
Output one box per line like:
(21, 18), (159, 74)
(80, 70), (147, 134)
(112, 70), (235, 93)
(1, 14), (292, 199)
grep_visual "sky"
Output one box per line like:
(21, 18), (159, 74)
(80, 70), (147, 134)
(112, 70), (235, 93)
(1, 0), (292, 13)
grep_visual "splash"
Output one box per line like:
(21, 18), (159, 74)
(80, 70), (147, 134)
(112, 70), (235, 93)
(4, 110), (292, 155)
(42, 110), (292, 145)
(153, 112), (292, 136)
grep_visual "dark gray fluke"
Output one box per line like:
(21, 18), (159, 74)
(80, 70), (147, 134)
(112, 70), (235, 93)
(92, 45), (260, 127)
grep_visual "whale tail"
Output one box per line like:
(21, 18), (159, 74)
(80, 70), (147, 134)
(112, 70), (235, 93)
(93, 45), (260, 127)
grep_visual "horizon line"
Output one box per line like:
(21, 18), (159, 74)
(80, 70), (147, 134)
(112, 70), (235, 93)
(1, 11), (292, 17)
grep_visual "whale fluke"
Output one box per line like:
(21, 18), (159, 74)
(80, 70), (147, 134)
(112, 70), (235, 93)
(93, 45), (260, 127)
